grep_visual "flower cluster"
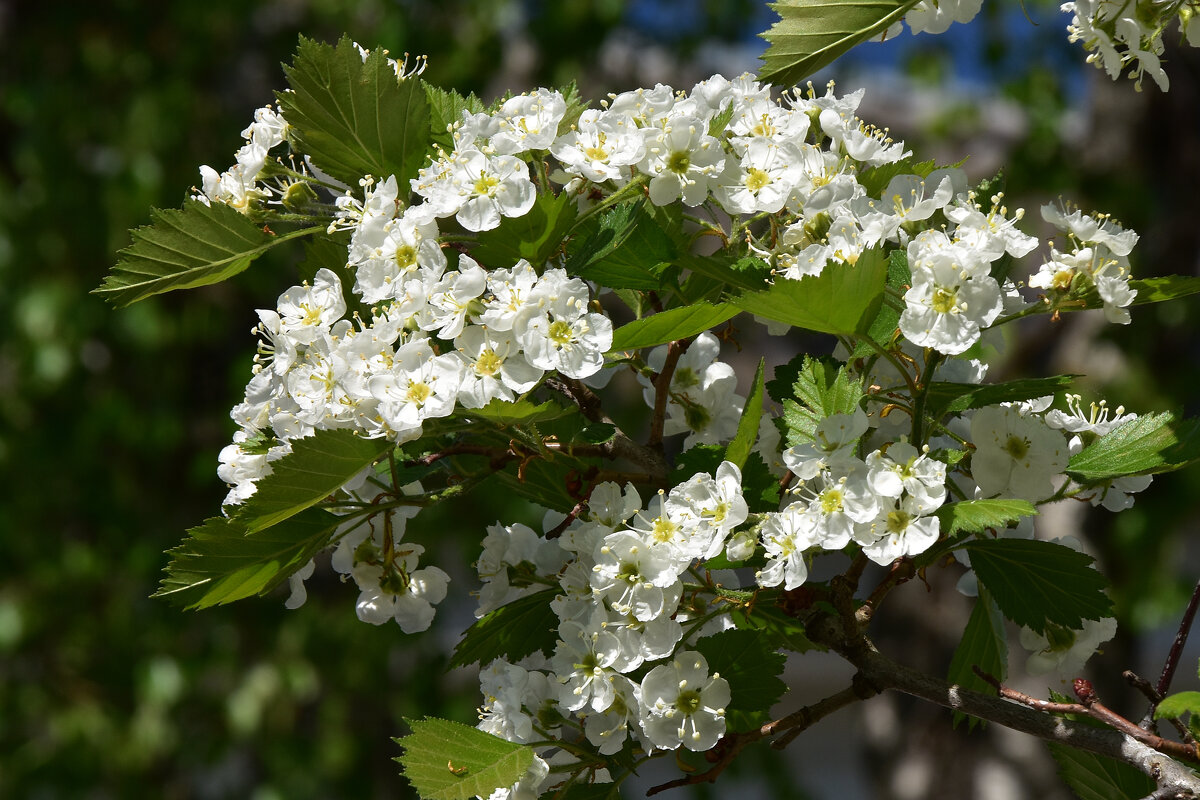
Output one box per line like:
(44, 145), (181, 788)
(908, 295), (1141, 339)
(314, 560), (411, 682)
(186, 59), (1158, 794)
(1060, 0), (1200, 91)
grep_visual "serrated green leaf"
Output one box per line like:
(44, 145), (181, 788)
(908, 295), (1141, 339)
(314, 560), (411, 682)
(472, 191), (578, 269)
(491, 457), (580, 513)
(234, 429), (392, 533)
(731, 592), (820, 653)
(728, 248), (888, 336)
(1068, 275), (1200, 314)
(609, 302), (738, 352)
(1047, 741), (1155, 800)
(850, 249), (910, 359)
(298, 231), (352, 284)
(464, 397), (574, 427)
(924, 375), (1077, 418)
(694, 629), (788, 731)
(740, 452), (783, 513)
(278, 36), (431, 188)
(780, 356), (865, 446)
(758, 0), (923, 86)
(670, 444), (726, 487)
(425, 82), (485, 151)
(1067, 411), (1200, 483)
(96, 200), (316, 307)
(449, 588), (559, 669)
(568, 199), (679, 290)
(396, 717), (534, 800)
(1154, 691), (1200, 720)
(936, 499), (1037, 538)
(948, 588), (1007, 730)
(966, 539), (1112, 635)
(725, 359), (766, 470)
(155, 509), (339, 609)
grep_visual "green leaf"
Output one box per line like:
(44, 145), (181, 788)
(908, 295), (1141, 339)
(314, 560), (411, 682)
(449, 588), (559, 669)
(724, 359), (766, 470)
(935, 499), (1037, 538)
(780, 356), (865, 446)
(425, 83), (485, 151)
(96, 200), (310, 307)
(299, 231), (352, 284)
(924, 375), (1077, 419)
(278, 36), (432, 188)
(850, 249), (911, 359)
(155, 509), (339, 609)
(1128, 275), (1200, 305)
(472, 191), (578, 269)
(728, 247), (888, 336)
(567, 199), (679, 290)
(1067, 411), (1200, 483)
(609, 302), (738, 352)
(740, 451), (783, 513)
(234, 429), (393, 533)
(693, 629), (788, 731)
(1154, 691), (1200, 720)
(396, 717), (534, 800)
(491, 457), (580, 513)
(670, 445), (726, 487)
(758, 0), (923, 86)
(965, 539), (1112, 635)
(1047, 742), (1155, 800)
(856, 157), (938, 197)
(947, 588), (1007, 730)
(731, 591), (820, 652)
(463, 397), (574, 427)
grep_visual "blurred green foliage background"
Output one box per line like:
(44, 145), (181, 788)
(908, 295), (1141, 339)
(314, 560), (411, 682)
(2, 1), (1198, 798)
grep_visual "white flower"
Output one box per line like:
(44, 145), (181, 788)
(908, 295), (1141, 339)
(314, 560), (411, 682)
(551, 108), (645, 184)
(590, 531), (683, 622)
(640, 116), (725, 206)
(899, 230), (1003, 355)
(756, 504), (820, 589)
(275, 268), (347, 345)
(515, 269), (612, 379)
(639, 651), (730, 752)
(861, 495), (941, 565)
(971, 406), (1068, 501)
(1019, 617), (1117, 678)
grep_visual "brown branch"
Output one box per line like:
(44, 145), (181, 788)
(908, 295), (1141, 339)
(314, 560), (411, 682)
(1157, 578), (1200, 698)
(647, 339), (689, 449)
(1129, 670), (1194, 741)
(646, 678), (876, 795)
(805, 615), (1200, 795)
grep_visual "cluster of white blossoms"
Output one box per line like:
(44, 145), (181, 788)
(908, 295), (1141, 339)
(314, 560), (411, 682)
(472, 467), (745, 794)
(1061, 0), (1200, 91)
(189, 63), (1161, 789)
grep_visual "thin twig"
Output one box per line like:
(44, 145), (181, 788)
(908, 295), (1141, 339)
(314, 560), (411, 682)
(647, 339), (690, 449)
(1156, 578), (1200, 699)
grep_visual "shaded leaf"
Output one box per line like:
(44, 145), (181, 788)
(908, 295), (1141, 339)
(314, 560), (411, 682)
(155, 509), (338, 609)
(463, 397), (574, 427)
(234, 429), (393, 533)
(472, 191), (577, 269)
(449, 588), (559, 669)
(1047, 742), (1155, 800)
(694, 629), (788, 731)
(966, 539), (1112, 634)
(850, 249), (911, 359)
(279, 36), (431, 188)
(96, 200), (312, 306)
(947, 588), (1007, 730)
(759, 0), (923, 86)
(924, 375), (1077, 419)
(396, 717), (533, 800)
(568, 199), (679, 290)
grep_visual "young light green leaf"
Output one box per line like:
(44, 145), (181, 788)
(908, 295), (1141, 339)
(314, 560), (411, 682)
(472, 191), (577, 269)
(780, 356), (865, 446)
(935, 499), (1037, 538)
(965, 539), (1112, 635)
(1154, 691), (1200, 720)
(759, 0), (923, 86)
(449, 588), (559, 669)
(278, 36), (432, 188)
(924, 375), (1077, 418)
(609, 302), (738, 352)
(693, 628), (788, 731)
(1067, 411), (1200, 483)
(396, 717), (534, 800)
(947, 588), (1007, 730)
(154, 509), (339, 609)
(724, 359), (766, 470)
(728, 248), (888, 336)
(96, 200), (315, 307)
(425, 82), (485, 151)
(234, 429), (393, 533)
(1047, 742), (1155, 800)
